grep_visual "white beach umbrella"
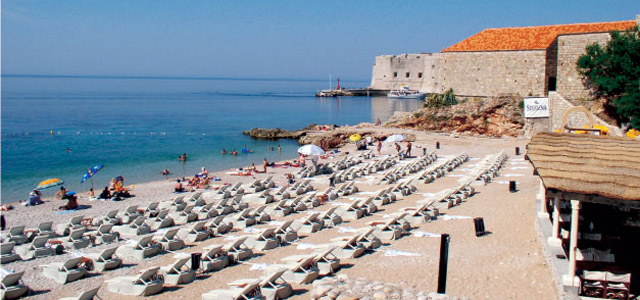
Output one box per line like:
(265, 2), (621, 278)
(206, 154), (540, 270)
(297, 144), (325, 156)
(385, 134), (406, 143)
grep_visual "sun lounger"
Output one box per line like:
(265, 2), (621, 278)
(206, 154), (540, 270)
(313, 246), (341, 276)
(142, 202), (160, 218)
(287, 197), (308, 212)
(243, 179), (265, 194)
(114, 215), (151, 237)
(116, 235), (161, 260)
(272, 186), (291, 200)
(1, 271), (29, 300)
(222, 236), (253, 263)
(230, 208), (256, 229)
(404, 200), (438, 224)
(300, 193), (320, 208)
(4, 226), (28, 245)
(245, 227), (280, 251)
(15, 236), (53, 260)
(42, 256), (87, 284)
(201, 279), (262, 300)
(87, 246), (122, 272)
(258, 269), (292, 300)
(170, 205), (198, 225)
(356, 227), (382, 250)
(295, 212), (324, 234)
(56, 215), (86, 236)
(58, 286), (101, 300)
(195, 203), (218, 220)
(149, 209), (175, 231)
(265, 200), (293, 217)
(248, 205), (271, 224)
(1, 242), (21, 264)
(199, 244), (229, 272)
(228, 182), (245, 196)
(64, 228), (92, 250)
(33, 221), (55, 239)
(121, 205), (141, 224)
(162, 256), (196, 285)
(246, 190), (275, 205)
(330, 233), (365, 259)
(156, 228), (185, 251)
(261, 176), (275, 189)
(336, 201), (364, 220)
(99, 209), (123, 226)
(319, 187), (338, 201)
(371, 213), (409, 240)
(106, 266), (164, 296)
(319, 207), (342, 228)
(182, 220), (210, 242)
(276, 256), (320, 284)
(91, 223), (119, 245)
(357, 198), (378, 215)
(211, 185), (231, 200)
(187, 191), (206, 207)
(230, 195), (249, 211)
(207, 215), (233, 236)
(274, 220), (298, 244)
(158, 196), (187, 211)
(213, 199), (234, 215)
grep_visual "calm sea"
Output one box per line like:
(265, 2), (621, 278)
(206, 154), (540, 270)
(1, 76), (422, 202)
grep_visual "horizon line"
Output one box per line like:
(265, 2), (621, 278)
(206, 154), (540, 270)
(2, 73), (371, 83)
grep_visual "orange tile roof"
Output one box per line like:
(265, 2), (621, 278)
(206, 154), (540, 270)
(442, 20), (636, 52)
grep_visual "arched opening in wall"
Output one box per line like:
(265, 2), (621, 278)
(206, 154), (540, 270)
(548, 77), (557, 92)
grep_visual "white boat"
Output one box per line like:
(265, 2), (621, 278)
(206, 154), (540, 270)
(387, 86), (426, 99)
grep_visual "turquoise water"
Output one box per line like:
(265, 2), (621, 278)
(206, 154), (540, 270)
(1, 76), (422, 202)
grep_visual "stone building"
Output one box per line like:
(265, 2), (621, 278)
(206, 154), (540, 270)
(370, 18), (637, 100)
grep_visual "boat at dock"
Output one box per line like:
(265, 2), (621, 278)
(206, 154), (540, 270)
(387, 86), (426, 100)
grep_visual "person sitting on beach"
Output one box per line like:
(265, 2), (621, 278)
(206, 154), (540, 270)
(56, 186), (68, 200)
(28, 190), (44, 206)
(395, 143), (401, 153)
(87, 188), (96, 200)
(299, 154), (306, 167)
(200, 167), (209, 177)
(109, 178), (116, 190)
(59, 191), (78, 210)
(99, 186), (111, 200)
(175, 179), (186, 193)
(160, 169), (171, 175)
(285, 173), (295, 185)
(221, 149), (227, 154)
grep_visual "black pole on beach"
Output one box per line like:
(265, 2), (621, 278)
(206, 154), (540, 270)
(437, 233), (450, 294)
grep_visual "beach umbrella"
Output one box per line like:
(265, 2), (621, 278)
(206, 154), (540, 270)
(297, 144), (325, 156)
(349, 134), (362, 142)
(385, 134), (406, 143)
(36, 178), (64, 191)
(81, 164), (104, 190)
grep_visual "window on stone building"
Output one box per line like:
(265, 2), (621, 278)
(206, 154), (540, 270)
(418, 72), (423, 78)
(406, 72), (410, 78)
(548, 77), (557, 92)
(393, 72), (398, 78)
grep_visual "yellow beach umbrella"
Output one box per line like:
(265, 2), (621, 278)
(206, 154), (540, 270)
(349, 134), (361, 142)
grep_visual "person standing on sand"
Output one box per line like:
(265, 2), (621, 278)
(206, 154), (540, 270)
(263, 158), (268, 173)
(406, 141), (412, 157)
(395, 143), (401, 153)
(377, 140), (382, 155)
(376, 118), (381, 126)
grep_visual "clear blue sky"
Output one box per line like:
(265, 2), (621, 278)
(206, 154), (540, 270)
(2, 0), (637, 80)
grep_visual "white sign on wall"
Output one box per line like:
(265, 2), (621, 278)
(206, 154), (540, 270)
(524, 97), (549, 118)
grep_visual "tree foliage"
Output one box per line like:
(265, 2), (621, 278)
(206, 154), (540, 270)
(577, 26), (640, 129)
(425, 88), (457, 108)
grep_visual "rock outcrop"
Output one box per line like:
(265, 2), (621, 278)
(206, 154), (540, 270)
(387, 95), (525, 137)
(242, 128), (304, 140)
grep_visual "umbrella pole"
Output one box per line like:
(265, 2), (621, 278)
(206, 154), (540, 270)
(91, 177), (94, 191)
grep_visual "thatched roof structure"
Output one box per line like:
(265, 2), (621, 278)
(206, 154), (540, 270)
(527, 132), (640, 202)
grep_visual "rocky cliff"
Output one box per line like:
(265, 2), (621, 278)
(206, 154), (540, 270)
(387, 95), (525, 137)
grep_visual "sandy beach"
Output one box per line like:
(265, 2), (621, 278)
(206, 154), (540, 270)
(0, 126), (556, 300)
